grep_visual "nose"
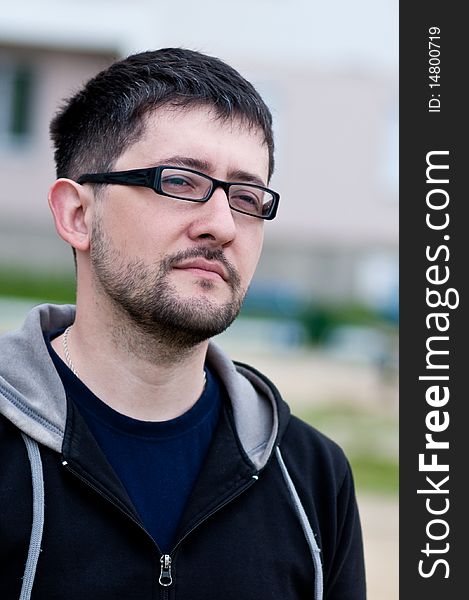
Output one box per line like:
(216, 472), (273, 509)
(187, 186), (237, 245)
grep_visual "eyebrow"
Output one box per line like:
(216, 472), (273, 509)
(147, 155), (267, 187)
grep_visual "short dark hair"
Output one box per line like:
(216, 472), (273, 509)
(50, 48), (275, 181)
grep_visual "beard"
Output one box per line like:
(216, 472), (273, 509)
(90, 219), (245, 351)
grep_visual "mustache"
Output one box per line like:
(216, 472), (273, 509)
(164, 247), (241, 290)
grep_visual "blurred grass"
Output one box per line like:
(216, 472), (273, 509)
(0, 268), (75, 303)
(295, 403), (398, 494)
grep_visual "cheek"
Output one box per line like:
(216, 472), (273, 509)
(99, 197), (176, 257)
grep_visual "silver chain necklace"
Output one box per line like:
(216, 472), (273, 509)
(62, 326), (78, 376)
(62, 325), (207, 392)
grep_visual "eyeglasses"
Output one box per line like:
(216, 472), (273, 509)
(77, 165), (280, 220)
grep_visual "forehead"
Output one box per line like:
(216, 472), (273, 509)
(115, 104), (270, 182)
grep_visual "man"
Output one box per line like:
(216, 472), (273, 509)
(0, 48), (366, 599)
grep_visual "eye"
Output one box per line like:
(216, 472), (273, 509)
(237, 193), (257, 205)
(230, 187), (263, 212)
(161, 175), (194, 190)
(160, 169), (210, 199)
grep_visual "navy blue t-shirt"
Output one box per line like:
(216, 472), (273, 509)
(46, 332), (222, 553)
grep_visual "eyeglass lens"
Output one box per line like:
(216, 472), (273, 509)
(160, 168), (273, 217)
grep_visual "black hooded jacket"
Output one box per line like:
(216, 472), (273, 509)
(0, 304), (366, 599)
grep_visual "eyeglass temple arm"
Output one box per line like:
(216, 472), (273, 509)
(77, 168), (156, 187)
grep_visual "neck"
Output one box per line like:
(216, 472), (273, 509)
(52, 296), (209, 422)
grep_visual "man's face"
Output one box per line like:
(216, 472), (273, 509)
(89, 104), (269, 347)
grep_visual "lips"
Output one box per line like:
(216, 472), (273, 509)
(173, 259), (228, 281)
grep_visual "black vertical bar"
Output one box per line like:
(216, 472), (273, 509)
(400, 2), (466, 597)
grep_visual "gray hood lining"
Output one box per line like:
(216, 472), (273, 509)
(0, 304), (74, 452)
(206, 344), (278, 470)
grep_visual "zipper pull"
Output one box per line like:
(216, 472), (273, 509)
(159, 554), (172, 586)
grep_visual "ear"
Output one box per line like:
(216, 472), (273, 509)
(48, 179), (93, 252)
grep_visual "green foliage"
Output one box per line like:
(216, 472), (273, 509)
(298, 303), (388, 344)
(240, 293), (397, 347)
(0, 269), (76, 304)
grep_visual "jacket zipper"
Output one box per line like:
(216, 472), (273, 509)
(166, 475), (258, 563)
(62, 459), (151, 536)
(156, 476), (258, 597)
(61, 460), (164, 592)
(159, 554), (172, 586)
(62, 459), (258, 595)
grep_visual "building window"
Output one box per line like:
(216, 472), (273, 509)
(0, 58), (34, 147)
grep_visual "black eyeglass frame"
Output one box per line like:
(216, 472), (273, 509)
(77, 165), (280, 220)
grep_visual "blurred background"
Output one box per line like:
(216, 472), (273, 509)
(0, 1), (398, 597)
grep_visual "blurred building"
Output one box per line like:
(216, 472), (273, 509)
(0, 0), (398, 314)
